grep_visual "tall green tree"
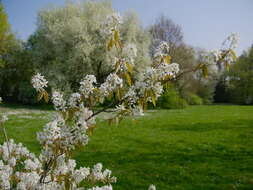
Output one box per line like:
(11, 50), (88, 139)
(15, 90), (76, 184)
(0, 41), (36, 104)
(226, 45), (253, 104)
(0, 2), (15, 66)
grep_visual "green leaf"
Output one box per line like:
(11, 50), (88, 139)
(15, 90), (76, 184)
(37, 92), (44, 102)
(64, 177), (71, 190)
(115, 60), (120, 70)
(114, 30), (119, 42)
(116, 89), (121, 100)
(202, 65), (208, 78)
(107, 39), (114, 51)
(164, 55), (171, 64)
(43, 91), (49, 103)
(230, 49), (237, 61)
(151, 90), (156, 107)
(115, 117), (119, 126)
(125, 72), (132, 86)
(225, 61), (230, 71)
(125, 62), (133, 73)
(88, 125), (96, 136)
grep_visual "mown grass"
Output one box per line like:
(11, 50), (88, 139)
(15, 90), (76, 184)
(1, 105), (253, 189)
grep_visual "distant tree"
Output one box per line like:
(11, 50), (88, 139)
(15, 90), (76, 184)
(0, 41), (36, 104)
(149, 15), (183, 60)
(28, 0), (150, 93)
(226, 45), (253, 104)
(0, 2), (28, 102)
(189, 49), (221, 103)
(149, 15), (218, 104)
(0, 2), (15, 66)
(213, 75), (231, 103)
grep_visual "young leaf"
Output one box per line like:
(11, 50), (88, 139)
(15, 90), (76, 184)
(114, 30), (119, 42)
(164, 55), (171, 64)
(107, 39), (114, 51)
(88, 125), (96, 136)
(115, 60), (120, 71)
(230, 49), (237, 61)
(125, 62), (133, 73)
(225, 61), (230, 71)
(43, 91), (49, 103)
(125, 72), (132, 86)
(201, 64), (208, 78)
(151, 90), (156, 107)
(116, 89), (121, 100)
(37, 92), (43, 102)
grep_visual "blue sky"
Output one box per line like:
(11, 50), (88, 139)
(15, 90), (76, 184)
(2, 0), (253, 55)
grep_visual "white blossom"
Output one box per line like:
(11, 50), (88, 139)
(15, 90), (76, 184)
(148, 184), (156, 190)
(123, 43), (137, 58)
(16, 171), (40, 189)
(211, 49), (222, 62)
(68, 93), (81, 108)
(24, 159), (41, 171)
(0, 114), (8, 124)
(103, 12), (122, 36)
(157, 62), (180, 80)
(52, 90), (66, 111)
(31, 73), (48, 92)
(79, 75), (97, 98)
(121, 43), (138, 66)
(99, 73), (123, 97)
(154, 41), (170, 58)
(115, 104), (126, 112)
(88, 185), (113, 190)
(8, 158), (16, 167)
(72, 167), (90, 183)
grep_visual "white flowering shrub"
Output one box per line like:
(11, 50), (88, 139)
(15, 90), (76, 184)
(0, 11), (238, 190)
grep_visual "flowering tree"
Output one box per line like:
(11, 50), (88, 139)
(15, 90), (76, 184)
(29, 0), (150, 92)
(0, 11), (238, 190)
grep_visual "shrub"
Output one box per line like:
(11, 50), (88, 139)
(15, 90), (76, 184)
(225, 45), (253, 105)
(157, 88), (188, 109)
(185, 93), (203, 105)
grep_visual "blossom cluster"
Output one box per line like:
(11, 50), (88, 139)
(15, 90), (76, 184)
(122, 43), (138, 66)
(154, 41), (170, 59)
(103, 12), (122, 36)
(222, 32), (239, 50)
(212, 33), (239, 64)
(122, 60), (179, 110)
(31, 73), (48, 92)
(0, 114), (8, 124)
(79, 75), (97, 98)
(0, 139), (41, 189)
(0, 138), (116, 190)
(99, 73), (123, 97)
(68, 92), (81, 108)
(52, 90), (67, 111)
(37, 114), (88, 152)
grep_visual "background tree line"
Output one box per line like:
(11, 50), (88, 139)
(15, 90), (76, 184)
(0, 0), (251, 107)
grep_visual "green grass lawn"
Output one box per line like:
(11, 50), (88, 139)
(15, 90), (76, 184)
(1, 105), (253, 189)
